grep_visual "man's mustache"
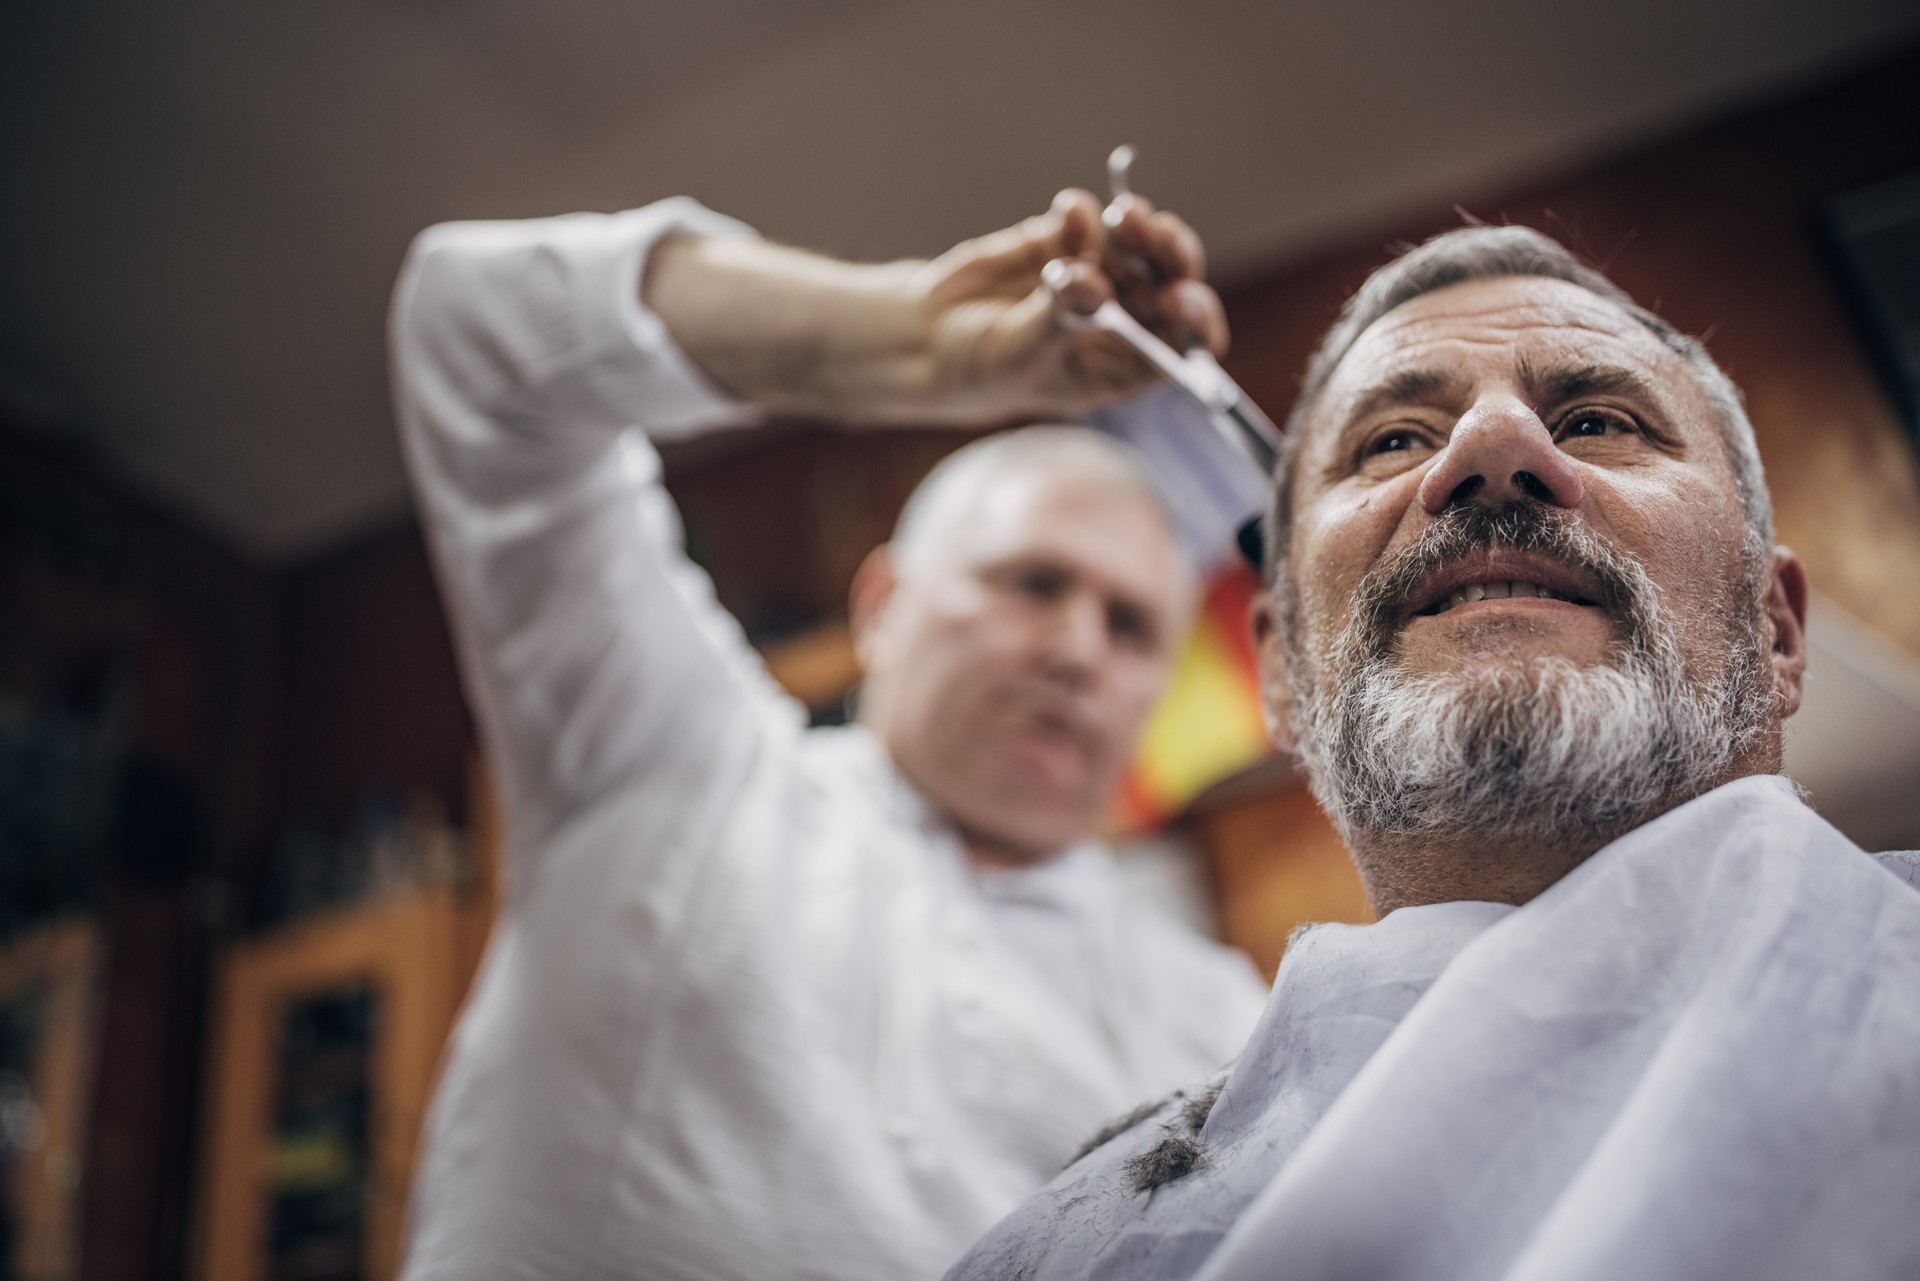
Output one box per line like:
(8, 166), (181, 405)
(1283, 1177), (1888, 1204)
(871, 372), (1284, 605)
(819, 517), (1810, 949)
(1349, 502), (1648, 663)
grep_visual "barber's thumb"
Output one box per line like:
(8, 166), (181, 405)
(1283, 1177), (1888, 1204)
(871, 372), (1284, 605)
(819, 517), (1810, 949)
(1048, 188), (1103, 259)
(1040, 257), (1111, 319)
(990, 286), (1063, 366)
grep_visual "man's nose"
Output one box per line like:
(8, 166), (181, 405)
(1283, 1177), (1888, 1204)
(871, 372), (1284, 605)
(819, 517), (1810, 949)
(1047, 592), (1107, 677)
(1416, 395), (1584, 513)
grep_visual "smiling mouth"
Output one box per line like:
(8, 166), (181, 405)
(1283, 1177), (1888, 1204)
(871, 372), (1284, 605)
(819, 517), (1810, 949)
(1401, 550), (1609, 623)
(1415, 579), (1599, 616)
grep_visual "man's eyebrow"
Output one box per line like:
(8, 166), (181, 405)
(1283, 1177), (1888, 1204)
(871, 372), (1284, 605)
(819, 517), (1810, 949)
(1341, 367), (1467, 424)
(1520, 359), (1665, 408)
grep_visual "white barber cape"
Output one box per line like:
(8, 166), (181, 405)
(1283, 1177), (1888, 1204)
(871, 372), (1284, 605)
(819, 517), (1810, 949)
(389, 200), (1267, 1281)
(949, 775), (1920, 1281)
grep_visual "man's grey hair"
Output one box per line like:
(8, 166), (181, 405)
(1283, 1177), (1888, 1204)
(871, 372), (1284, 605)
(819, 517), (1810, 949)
(892, 425), (1184, 580)
(1263, 225), (1773, 573)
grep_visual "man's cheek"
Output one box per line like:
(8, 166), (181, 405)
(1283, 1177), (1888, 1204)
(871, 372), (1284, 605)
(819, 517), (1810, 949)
(1295, 586), (1357, 660)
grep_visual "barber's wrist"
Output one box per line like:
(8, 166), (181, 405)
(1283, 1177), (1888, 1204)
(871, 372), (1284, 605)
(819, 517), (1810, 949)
(645, 235), (940, 421)
(770, 256), (943, 420)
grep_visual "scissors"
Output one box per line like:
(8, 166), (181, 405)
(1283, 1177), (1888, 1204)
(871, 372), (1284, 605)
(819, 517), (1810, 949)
(1044, 145), (1285, 478)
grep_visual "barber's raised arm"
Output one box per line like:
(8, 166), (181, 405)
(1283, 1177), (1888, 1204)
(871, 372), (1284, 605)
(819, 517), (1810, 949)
(388, 194), (1222, 874)
(392, 200), (799, 869)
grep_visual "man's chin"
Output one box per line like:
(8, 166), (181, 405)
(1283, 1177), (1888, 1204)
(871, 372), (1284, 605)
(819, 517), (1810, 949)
(945, 761), (1106, 863)
(1393, 612), (1619, 678)
(954, 802), (1089, 867)
(1300, 644), (1712, 852)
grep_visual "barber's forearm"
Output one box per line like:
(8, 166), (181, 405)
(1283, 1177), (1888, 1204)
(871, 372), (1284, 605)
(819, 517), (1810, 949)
(644, 233), (938, 422)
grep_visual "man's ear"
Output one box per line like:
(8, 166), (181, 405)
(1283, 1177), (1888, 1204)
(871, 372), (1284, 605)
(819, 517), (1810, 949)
(1250, 591), (1297, 755)
(849, 543), (900, 674)
(1764, 545), (1810, 720)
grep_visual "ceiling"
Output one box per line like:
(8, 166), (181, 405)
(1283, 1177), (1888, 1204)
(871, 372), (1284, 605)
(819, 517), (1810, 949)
(4, 0), (1920, 560)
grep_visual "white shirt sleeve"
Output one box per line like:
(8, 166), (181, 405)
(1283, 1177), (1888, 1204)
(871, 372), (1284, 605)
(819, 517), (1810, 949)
(388, 199), (804, 875)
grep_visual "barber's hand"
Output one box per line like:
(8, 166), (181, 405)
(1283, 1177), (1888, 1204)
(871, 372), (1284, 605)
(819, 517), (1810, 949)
(644, 190), (1227, 425)
(906, 188), (1229, 423)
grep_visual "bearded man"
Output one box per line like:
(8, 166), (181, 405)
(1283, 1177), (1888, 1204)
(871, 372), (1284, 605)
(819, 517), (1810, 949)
(946, 225), (1920, 1281)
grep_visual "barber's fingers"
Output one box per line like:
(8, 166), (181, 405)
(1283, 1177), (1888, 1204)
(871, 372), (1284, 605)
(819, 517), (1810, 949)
(1036, 259), (1225, 374)
(1040, 255), (1112, 317)
(1104, 194), (1206, 280)
(925, 187), (1215, 397)
(1098, 193), (1229, 356)
(937, 188), (1104, 292)
(990, 260), (1114, 364)
(1048, 188), (1104, 262)
(969, 259), (1148, 390)
(1171, 278), (1230, 358)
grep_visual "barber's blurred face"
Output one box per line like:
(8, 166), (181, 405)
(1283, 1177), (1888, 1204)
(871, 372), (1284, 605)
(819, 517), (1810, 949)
(855, 472), (1187, 864)
(1259, 275), (1803, 853)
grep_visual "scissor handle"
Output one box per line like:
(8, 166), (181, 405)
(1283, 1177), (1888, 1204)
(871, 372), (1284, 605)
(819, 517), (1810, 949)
(1044, 259), (1224, 405)
(1107, 145), (1137, 202)
(1102, 144), (1168, 294)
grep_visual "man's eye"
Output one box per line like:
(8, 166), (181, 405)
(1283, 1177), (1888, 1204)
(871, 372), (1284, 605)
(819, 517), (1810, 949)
(1354, 427), (1430, 474)
(1558, 409), (1634, 440)
(1012, 568), (1067, 600)
(1108, 603), (1154, 649)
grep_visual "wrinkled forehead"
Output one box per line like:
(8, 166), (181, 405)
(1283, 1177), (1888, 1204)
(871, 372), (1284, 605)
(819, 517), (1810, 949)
(1303, 275), (1699, 456)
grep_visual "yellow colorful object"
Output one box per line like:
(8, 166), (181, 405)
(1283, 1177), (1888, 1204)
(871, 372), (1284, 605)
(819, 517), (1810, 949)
(1113, 564), (1273, 832)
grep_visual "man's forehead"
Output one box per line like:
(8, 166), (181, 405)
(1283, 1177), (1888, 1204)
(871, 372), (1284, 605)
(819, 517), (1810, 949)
(958, 471), (1191, 605)
(943, 470), (1169, 564)
(1329, 276), (1667, 402)
(1266, 272), (1729, 538)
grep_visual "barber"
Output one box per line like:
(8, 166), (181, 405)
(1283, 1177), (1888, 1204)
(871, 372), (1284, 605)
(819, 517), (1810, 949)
(388, 189), (1267, 1280)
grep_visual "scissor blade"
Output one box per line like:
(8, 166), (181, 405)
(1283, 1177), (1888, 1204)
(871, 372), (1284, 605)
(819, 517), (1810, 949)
(1218, 400), (1279, 476)
(1175, 350), (1281, 477)
(1071, 299), (1282, 478)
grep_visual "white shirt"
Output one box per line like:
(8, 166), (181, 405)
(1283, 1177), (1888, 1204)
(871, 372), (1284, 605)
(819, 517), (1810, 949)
(388, 200), (1268, 1281)
(948, 775), (1920, 1281)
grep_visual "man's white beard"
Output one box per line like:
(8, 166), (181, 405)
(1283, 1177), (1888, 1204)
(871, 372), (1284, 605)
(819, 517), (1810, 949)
(1284, 504), (1773, 850)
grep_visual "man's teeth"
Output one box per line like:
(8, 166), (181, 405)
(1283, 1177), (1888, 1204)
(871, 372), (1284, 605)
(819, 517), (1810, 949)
(1434, 581), (1575, 613)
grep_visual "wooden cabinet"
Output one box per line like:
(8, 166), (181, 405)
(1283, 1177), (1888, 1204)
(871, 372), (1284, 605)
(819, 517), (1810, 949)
(198, 893), (478, 1280)
(0, 920), (99, 1281)
(196, 766), (500, 1281)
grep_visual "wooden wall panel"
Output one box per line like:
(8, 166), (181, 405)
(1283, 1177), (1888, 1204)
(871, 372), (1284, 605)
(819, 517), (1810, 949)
(1195, 783), (1373, 981)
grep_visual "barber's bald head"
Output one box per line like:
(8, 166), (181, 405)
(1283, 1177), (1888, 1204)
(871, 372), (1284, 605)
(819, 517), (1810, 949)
(891, 427), (1188, 588)
(1251, 225), (1807, 910)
